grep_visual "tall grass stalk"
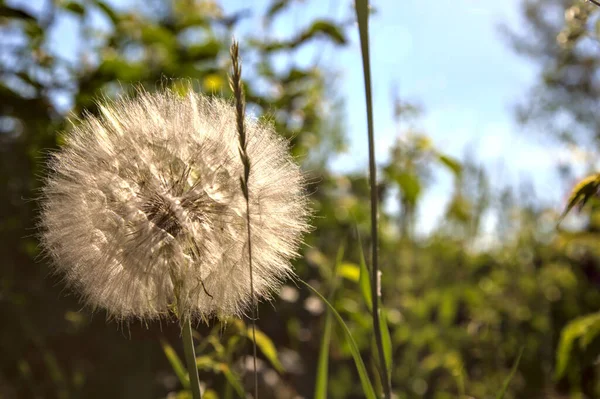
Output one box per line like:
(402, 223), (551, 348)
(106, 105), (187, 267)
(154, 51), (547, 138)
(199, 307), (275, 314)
(354, 0), (392, 397)
(229, 39), (259, 399)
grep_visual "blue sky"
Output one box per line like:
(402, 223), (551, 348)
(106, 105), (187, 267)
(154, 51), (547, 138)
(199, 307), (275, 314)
(17, 0), (593, 235)
(223, 0), (584, 234)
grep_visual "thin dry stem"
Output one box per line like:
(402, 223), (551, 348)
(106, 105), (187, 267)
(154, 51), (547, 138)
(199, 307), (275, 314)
(229, 39), (259, 399)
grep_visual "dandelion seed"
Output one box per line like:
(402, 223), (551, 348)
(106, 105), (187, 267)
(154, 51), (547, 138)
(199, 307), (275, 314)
(40, 87), (310, 321)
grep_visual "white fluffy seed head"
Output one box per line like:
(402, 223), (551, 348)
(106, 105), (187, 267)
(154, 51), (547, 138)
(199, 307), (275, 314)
(40, 88), (310, 321)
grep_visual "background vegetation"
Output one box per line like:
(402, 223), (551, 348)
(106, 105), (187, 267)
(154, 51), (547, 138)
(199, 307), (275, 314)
(1, 0), (599, 398)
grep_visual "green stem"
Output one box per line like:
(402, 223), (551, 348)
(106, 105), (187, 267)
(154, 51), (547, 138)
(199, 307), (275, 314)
(181, 316), (202, 399)
(354, 1), (392, 397)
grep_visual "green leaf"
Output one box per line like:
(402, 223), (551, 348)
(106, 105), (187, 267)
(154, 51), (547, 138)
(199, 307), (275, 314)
(437, 154), (462, 176)
(315, 245), (344, 399)
(62, 2), (85, 16)
(219, 364), (245, 398)
(262, 19), (347, 51)
(380, 310), (393, 380)
(42, 349), (68, 397)
(187, 41), (221, 61)
(161, 339), (190, 389)
(337, 262), (360, 282)
(246, 327), (284, 373)
(496, 346), (524, 399)
(300, 279), (377, 399)
(140, 25), (177, 48)
(559, 173), (600, 222)
(581, 315), (600, 348)
(305, 20), (347, 45)
(0, 5), (36, 20)
(555, 312), (600, 379)
(266, 0), (290, 18)
(97, 57), (146, 82)
(393, 172), (422, 205)
(93, 0), (119, 24)
(357, 238), (373, 313)
(195, 355), (217, 370)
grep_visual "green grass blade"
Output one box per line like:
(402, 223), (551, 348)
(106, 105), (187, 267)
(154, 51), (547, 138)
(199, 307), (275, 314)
(314, 245), (345, 399)
(379, 310), (393, 379)
(161, 339), (190, 389)
(496, 346), (524, 399)
(220, 364), (245, 398)
(246, 327), (284, 373)
(300, 279), (377, 399)
(314, 307), (333, 399)
(42, 349), (68, 399)
(357, 236), (373, 313)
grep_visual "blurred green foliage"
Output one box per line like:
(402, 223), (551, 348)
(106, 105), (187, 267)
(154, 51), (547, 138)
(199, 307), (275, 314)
(1, 0), (599, 398)
(507, 0), (600, 149)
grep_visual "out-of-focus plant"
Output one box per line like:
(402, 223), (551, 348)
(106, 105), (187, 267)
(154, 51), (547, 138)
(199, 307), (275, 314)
(3, 0), (600, 398)
(554, 171), (600, 391)
(383, 131), (462, 238)
(161, 318), (287, 398)
(1, 0), (347, 397)
(506, 0), (600, 149)
(560, 173), (600, 221)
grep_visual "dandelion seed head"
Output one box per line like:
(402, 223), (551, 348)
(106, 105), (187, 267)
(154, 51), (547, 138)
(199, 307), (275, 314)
(40, 88), (310, 321)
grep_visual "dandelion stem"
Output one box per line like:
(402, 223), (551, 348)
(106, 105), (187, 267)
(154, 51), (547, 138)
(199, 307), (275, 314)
(230, 39), (259, 398)
(171, 267), (202, 399)
(181, 315), (202, 399)
(354, 0), (392, 397)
